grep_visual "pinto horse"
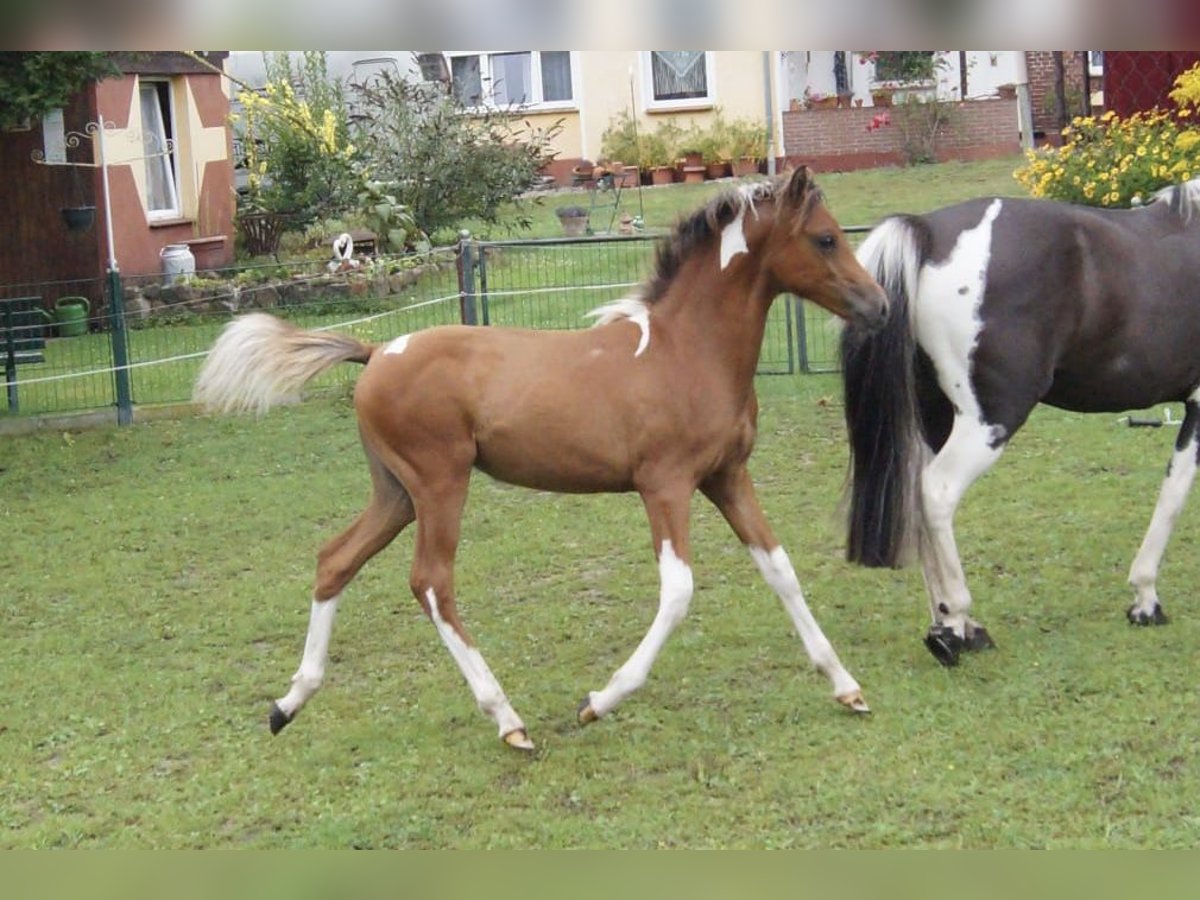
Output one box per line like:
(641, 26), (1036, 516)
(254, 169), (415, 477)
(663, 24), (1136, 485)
(841, 179), (1200, 666)
(195, 167), (886, 749)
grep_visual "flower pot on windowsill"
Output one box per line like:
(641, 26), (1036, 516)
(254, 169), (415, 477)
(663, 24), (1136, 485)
(870, 89), (894, 108)
(61, 205), (96, 232)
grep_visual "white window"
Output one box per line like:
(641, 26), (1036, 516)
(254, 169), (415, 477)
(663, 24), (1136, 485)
(448, 51), (574, 109)
(1088, 51), (1104, 78)
(139, 79), (180, 221)
(644, 51), (715, 110)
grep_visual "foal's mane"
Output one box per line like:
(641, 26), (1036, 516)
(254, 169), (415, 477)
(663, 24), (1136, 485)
(588, 174), (823, 327)
(1151, 177), (1200, 222)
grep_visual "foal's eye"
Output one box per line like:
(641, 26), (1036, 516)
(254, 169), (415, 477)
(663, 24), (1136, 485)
(814, 233), (838, 252)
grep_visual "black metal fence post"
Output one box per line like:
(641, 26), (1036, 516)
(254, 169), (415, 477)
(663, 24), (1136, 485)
(107, 267), (133, 425)
(456, 229), (478, 326)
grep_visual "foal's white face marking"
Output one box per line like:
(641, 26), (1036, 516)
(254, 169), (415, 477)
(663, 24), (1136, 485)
(720, 206), (749, 270)
(915, 198), (1003, 423)
(383, 334), (411, 356)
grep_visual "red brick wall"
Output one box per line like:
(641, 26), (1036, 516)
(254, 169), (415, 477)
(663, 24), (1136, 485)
(1025, 51), (1088, 137)
(781, 99), (1020, 172)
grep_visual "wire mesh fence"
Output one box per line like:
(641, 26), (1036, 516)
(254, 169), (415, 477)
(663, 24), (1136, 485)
(2, 232), (846, 424)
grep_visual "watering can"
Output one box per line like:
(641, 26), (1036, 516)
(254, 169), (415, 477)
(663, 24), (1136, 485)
(53, 296), (90, 337)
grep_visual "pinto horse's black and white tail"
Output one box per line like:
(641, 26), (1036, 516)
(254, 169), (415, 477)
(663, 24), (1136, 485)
(840, 217), (929, 568)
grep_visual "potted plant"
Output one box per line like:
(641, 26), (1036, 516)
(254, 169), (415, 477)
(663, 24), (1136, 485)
(554, 205), (590, 236)
(640, 120), (683, 185)
(725, 118), (768, 177)
(695, 113), (732, 179)
(804, 87), (837, 110)
(60, 205), (96, 231)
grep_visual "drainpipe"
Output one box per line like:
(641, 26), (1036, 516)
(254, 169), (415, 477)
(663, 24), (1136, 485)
(763, 51), (776, 176)
(1015, 52), (1034, 151)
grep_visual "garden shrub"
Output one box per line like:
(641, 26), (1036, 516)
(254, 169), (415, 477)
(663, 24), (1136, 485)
(1015, 63), (1200, 207)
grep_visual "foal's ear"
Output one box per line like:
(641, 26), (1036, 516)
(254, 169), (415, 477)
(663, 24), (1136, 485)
(784, 165), (813, 206)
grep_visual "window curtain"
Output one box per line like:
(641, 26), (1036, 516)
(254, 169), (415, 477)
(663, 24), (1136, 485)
(490, 52), (532, 105)
(139, 84), (177, 215)
(540, 51), (572, 102)
(451, 56), (483, 105)
(651, 51), (707, 100)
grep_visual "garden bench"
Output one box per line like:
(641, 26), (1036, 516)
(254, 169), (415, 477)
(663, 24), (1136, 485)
(2, 296), (47, 413)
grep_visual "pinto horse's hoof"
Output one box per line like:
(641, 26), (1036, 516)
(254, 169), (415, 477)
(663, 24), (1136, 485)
(1127, 604), (1169, 626)
(836, 690), (871, 714)
(577, 698), (599, 726)
(924, 626), (964, 667)
(268, 702), (293, 735)
(502, 728), (536, 752)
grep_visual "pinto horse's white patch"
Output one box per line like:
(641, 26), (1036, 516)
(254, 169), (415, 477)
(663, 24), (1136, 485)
(915, 198), (1003, 423)
(383, 334), (411, 356)
(720, 207), (749, 269)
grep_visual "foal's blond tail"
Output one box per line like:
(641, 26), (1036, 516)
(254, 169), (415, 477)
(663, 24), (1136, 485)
(193, 313), (375, 415)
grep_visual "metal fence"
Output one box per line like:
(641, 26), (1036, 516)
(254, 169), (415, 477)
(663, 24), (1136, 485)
(1, 232), (844, 425)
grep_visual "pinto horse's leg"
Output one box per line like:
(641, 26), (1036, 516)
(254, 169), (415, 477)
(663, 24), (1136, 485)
(917, 413), (1005, 665)
(1126, 399), (1200, 625)
(408, 475), (532, 751)
(270, 465), (415, 734)
(701, 465), (867, 712)
(578, 485), (694, 724)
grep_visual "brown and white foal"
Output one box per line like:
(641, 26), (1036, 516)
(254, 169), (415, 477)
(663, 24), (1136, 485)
(194, 167), (886, 750)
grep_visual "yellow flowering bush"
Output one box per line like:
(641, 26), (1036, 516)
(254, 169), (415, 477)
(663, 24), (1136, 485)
(1015, 63), (1200, 207)
(234, 53), (359, 224)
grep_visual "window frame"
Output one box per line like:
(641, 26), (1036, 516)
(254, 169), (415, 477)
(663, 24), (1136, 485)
(138, 77), (183, 223)
(445, 51), (576, 111)
(641, 51), (716, 112)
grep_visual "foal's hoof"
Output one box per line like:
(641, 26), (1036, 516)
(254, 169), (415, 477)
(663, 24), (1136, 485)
(1127, 604), (1169, 626)
(924, 625), (964, 667)
(577, 698), (599, 726)
(836, 690), (871, 714)
(502, 728), (536, 752)
(268, 702), (293, 735)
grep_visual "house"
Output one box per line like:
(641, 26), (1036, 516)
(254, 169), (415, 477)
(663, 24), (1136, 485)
(427, 51), (1027, 182)
(0, 51), (235, 313)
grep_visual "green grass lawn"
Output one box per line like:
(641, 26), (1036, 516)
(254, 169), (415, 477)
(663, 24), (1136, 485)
(470, 156), (1028, 240)
(3, 372), (1198, 848)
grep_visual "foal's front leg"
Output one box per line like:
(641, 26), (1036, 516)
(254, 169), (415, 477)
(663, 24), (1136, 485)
(702, 466), (868, 712)
(578, 486), (695, 724)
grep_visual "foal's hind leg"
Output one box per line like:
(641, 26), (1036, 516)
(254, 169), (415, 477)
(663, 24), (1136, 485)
(578, 484), (696, 724)
(271, 461), (415, 734)
(1126, 399), (1200, 625)
(407, 476), (532, 751)
(701, 466), (867, 712)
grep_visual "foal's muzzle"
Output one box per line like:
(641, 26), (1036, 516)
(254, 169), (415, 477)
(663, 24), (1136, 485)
(848, 282), (889, 332)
